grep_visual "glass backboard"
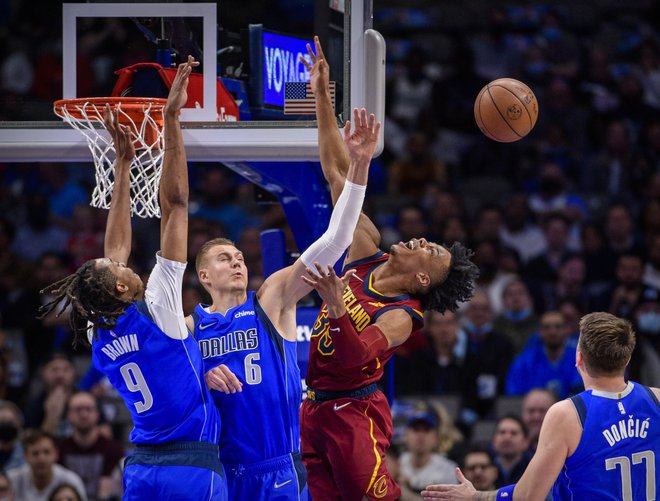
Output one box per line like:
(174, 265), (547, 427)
(0, 0), (385, 161)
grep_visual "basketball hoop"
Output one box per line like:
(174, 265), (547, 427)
(53, 97), (167, 218)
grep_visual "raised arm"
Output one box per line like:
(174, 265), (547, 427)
(305, 36), (381, 262)
(102, 105), (135, 263)
(160, 56), (198, 263)
(258, 106), (380, 319)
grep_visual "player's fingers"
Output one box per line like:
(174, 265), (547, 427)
(353, 107), (359, 126)
(313, 261), (326, 276)
(219, 365), (243, 392)
(205, 372), (230, 393)
(314, 35), (326, 60)
(368, 113), (376, 132)
(373, 120), (382, 139)
(343, 120), (351, 142)
(455, 467), (469, 484)
(304, 266), (321, 279)
(306, 43), (317, 63)
(360, 107), (368, 127)
(300, 54), (312, 71)
(301, 276), (316, 287)
(341, 269), (356, 287)
(326, 265), (336, 277)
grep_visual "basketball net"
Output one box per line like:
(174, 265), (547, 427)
(53, 97), (167, 218)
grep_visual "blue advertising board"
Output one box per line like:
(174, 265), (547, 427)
(262, 31), (313, 107)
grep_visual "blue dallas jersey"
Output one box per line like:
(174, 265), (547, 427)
(92, 301), (220, 445)
(193, 291), (302, 464)
(553, 381), (660, 500)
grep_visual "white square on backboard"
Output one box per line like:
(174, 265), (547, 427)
(62, 3), (217, 122)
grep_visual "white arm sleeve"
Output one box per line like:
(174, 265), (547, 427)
(144, 252), (189, 340)
(301, 180), (366, 269)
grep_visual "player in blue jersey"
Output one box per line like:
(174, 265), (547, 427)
(421, 311), (660, 501)
(187, 84), (381, 499)
(39, 57), (227, 501)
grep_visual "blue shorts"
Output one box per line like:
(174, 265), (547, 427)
(224, 451), (308, 501)
(123, 441), (227, 501)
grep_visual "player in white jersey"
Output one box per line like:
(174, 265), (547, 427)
(421, 311), (659, 501)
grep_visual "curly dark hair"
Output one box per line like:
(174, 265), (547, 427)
(38, 260), (131, 347)
(420, 242), (479, 313)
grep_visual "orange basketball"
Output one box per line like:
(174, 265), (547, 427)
(474, 78), (538, 142)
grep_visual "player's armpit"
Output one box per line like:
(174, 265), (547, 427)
(343, 213), (381, 265)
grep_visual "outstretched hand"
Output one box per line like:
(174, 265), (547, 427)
(103, 104), (135, 162)
(301, 36), (330, 96)
(165, 55), (200, 115)
(420, 468), (477, 500)
(343, 107), (381, 165)
(302, 263), (354, 315)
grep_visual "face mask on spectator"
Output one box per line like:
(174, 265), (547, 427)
(0, 423), (18, 442)
(503, 308), (533, 322)
(638, 312), (660, 335)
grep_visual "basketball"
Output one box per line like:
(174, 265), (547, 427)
(474, 78), (538, 143)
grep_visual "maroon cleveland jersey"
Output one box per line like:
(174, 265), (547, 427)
(306, 251), (424, 391)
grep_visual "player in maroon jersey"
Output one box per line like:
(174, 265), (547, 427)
(299, 38), (479, 501)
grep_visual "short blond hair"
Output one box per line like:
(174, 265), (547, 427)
(195, 238), (235, 273)
(578, 312), (635, 376)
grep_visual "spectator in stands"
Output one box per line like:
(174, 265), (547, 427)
(643, 233), (660, 289)
(628, 287), (660, 386)
(541, 254), (590, 312)
(11, 195), (69, 263)
(462, 292), (513, 418)
(8, 430), (86, 501)
(525, 213), (575, 286)
(189, 167), (253, 241)
(48, 483), (82, 501)
(0, 400), (25, 472)
(472, 239), (512, 314)
(491, 416), (529, 488)
(580, 221), (611, 285)
(558, 299), (582, 343)
(492, 279), (539, 353)
(592, 252), (647, 319)
(388, 131), (448, 199)
(499, 194), (545, 263)
(604, 203), (645, 263)
(399, 407), (457, 500)
(37, 164), (88, 228)
(506, 311), (582, 399)
(521, 389), (556, 454)
(528, 163), (587, 246)
(461, 445), (498, 492)
(415, 311), (475, 398)
(58, 392), (123, 500)
(24, 354), (76, 438)
(0, 470), (13, 500)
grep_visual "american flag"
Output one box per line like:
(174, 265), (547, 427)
(284, 81), (335, 115)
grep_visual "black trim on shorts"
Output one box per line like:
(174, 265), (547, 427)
(307, 383), (378, 402)
(125, 441), (224, 477)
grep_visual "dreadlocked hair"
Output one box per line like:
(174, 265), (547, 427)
(38, 260), (131, 347)
(421, 242), (479, 313)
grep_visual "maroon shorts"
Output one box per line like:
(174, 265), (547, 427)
(301, 390), (399, 500)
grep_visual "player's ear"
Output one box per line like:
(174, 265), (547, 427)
(198, 269), (210, 286)
(115, 281), (129, 294)
(415, 272), (431, 288)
